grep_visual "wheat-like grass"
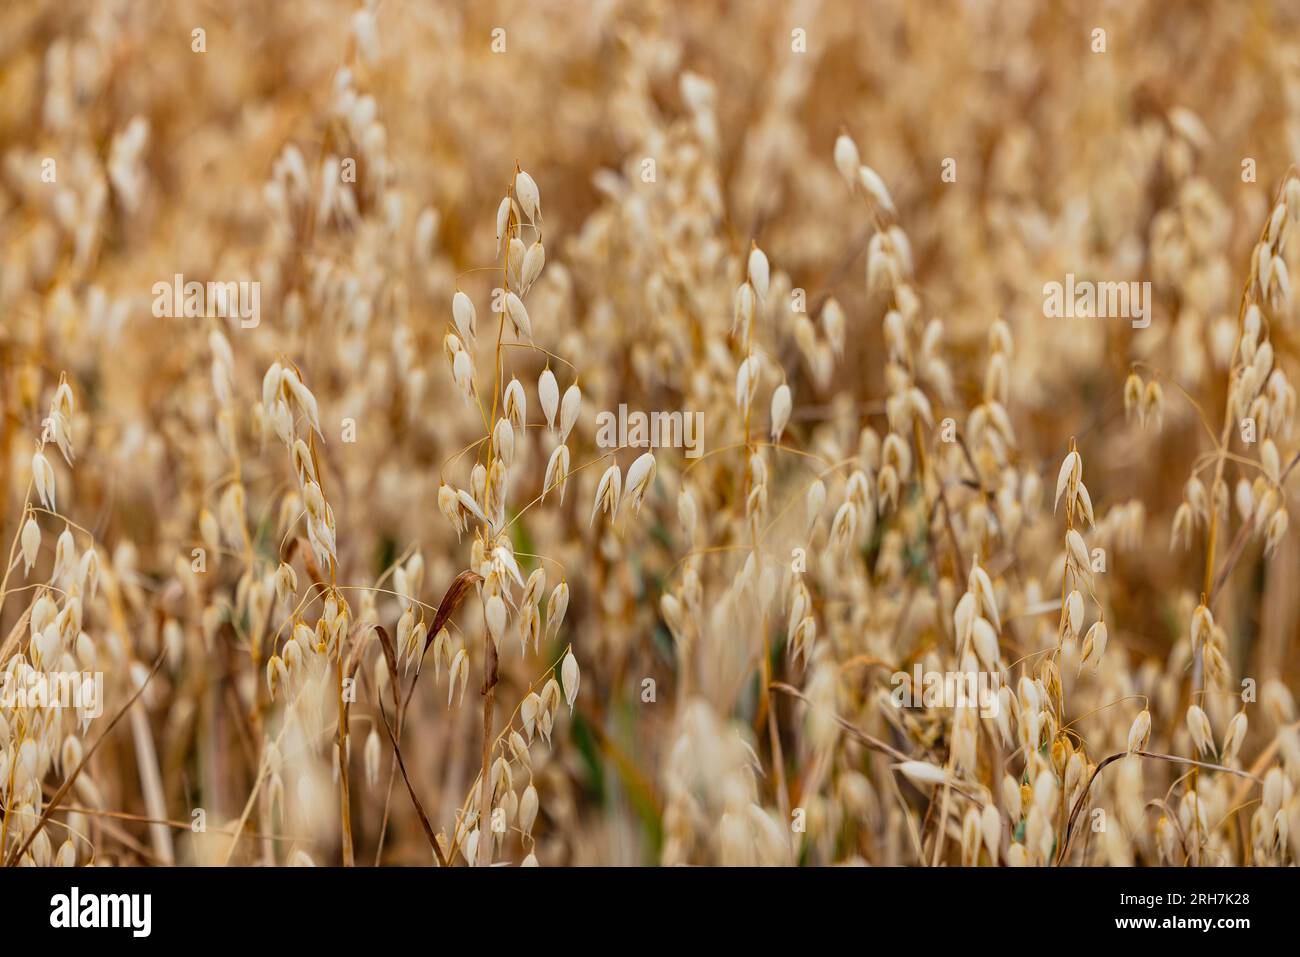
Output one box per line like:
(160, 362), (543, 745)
(0, 0), (1298, 868)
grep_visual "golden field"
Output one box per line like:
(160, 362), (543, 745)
(0, 0), (1298, 867)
